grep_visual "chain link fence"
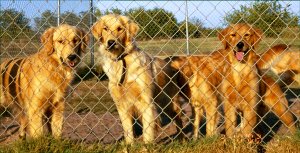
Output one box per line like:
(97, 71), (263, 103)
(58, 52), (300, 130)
(0, 0), (299, 147)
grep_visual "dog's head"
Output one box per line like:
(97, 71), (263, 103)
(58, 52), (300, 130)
(41, 24), (89, 68)
(218, 23), (262, 62)
(92, 14), (139, 58)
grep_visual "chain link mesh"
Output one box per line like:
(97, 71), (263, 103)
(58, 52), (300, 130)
(0, 0), (299, 147)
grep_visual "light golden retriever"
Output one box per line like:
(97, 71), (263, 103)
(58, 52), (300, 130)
(0, 24), (88, 139)
(169, 23), (296, 138)
(92, 14), (184, 143)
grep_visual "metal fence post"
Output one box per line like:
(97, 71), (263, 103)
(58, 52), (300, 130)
(89, 0), (94, 67)
(57, 0), (60, 25)
(185, 0), (189, 55)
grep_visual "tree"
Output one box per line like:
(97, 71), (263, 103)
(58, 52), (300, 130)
(104, 8), (122, 15)
(125, 7), (179, 40)
(60, 11), (81, 26)
(34, 10), (57, 33)
(0, 9), (33, 40)
(177, 17), (205, 38)
(224, 1), (299, 37)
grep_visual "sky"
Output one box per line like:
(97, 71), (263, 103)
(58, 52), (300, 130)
(1, 0), (299, 28)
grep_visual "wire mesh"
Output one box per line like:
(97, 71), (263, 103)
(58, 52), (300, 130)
(0, 0), (299, 148)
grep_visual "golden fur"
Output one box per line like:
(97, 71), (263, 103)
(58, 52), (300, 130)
(92, 14), (184, 144)
(0, 24), (88, 139)
(167, 55), (224, 138)
(218, 23), (262, 137)
(169, 23), (296, 138)
(258, 44), (300, 87)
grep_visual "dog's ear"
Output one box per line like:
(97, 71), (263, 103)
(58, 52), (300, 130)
(41, 27), (55, 55)
(218, 26), (230, 49)
(79, 29), (89, 53)
(92, 20), (104, 42)
(252, 27), (262, 48)
(124, 18), (139, 44)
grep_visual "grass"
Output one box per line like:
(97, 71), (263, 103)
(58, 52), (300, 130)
(1, 133), (300, 153)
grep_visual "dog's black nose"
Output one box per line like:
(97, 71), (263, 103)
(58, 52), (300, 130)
(236, 42), (244, 49)
(67, 54), (77, 61)
(107, 40), (116, 48)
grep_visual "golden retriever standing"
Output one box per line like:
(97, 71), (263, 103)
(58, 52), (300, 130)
(167, 55), (224, 138)
(92, 14), (183, 144)
(0, 24), (88, 139)
(169, 23), (296, 138)
(217, 23), (262, 137)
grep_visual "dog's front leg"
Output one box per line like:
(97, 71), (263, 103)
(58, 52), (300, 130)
(117, 105), (134, 144)
(141, 101), (155, 143)
(51, 100), (65, 139)
(27, 98), (45, 138)
(224, 100), (237, 137)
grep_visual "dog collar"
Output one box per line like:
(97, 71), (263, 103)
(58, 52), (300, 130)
(117, 54), (128, 86)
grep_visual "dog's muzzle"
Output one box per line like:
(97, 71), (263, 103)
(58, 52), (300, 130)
(235, 42), (248, 61)
(60, 54), (79, 68)
(107, 39), (116, 50)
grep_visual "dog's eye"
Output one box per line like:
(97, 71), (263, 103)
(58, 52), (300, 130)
(230, 34), (236, 37)
(117, 27), (123, 32)
(58, 40), (64, 44)
(73, 39), (78, 44)
(103, 27), (108, 31)
(244, 34), (250, 37)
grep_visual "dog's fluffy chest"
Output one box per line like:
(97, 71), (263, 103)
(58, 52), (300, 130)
(222, 62), (259, 97)
(100, 51), (152, 86)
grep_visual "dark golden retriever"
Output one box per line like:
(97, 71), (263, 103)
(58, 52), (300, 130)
(0, 24), (88, 139)
(169, 23), (296, 138)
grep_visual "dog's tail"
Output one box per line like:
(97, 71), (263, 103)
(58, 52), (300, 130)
(258, 44), (300, 87)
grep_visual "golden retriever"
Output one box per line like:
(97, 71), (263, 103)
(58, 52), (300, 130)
(169, 23), (296, 138)
(0, 24), (88, 139)
(167, 55), (223, 138)
(258, 44), (300, 87)
(92, 14), (184, 144)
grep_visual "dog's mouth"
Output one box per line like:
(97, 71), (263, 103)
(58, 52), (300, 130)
(67, 60), (77, 67)
(234, 49), (249, 61)
(60, 56), (79, 68)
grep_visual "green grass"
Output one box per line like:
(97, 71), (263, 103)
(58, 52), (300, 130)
(136, 37), (300, 56)
(1, 133), (300, 153)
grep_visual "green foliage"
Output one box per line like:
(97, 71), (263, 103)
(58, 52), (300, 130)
(178, 18), (204, 38)
(0, 9), (33, 40)
(125, 7), (179, 40)
(1, 7), (208, 41)
(224, 1), (299, 37)
(34, 10), (57, 32)
(34, 10), (93, 33)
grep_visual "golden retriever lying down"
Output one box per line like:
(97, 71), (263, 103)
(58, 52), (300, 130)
(0, 24), (88, 139)
(169, 23), (296, 138)
(258, 44), (300, 87)
(92, 14), (184, 144)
